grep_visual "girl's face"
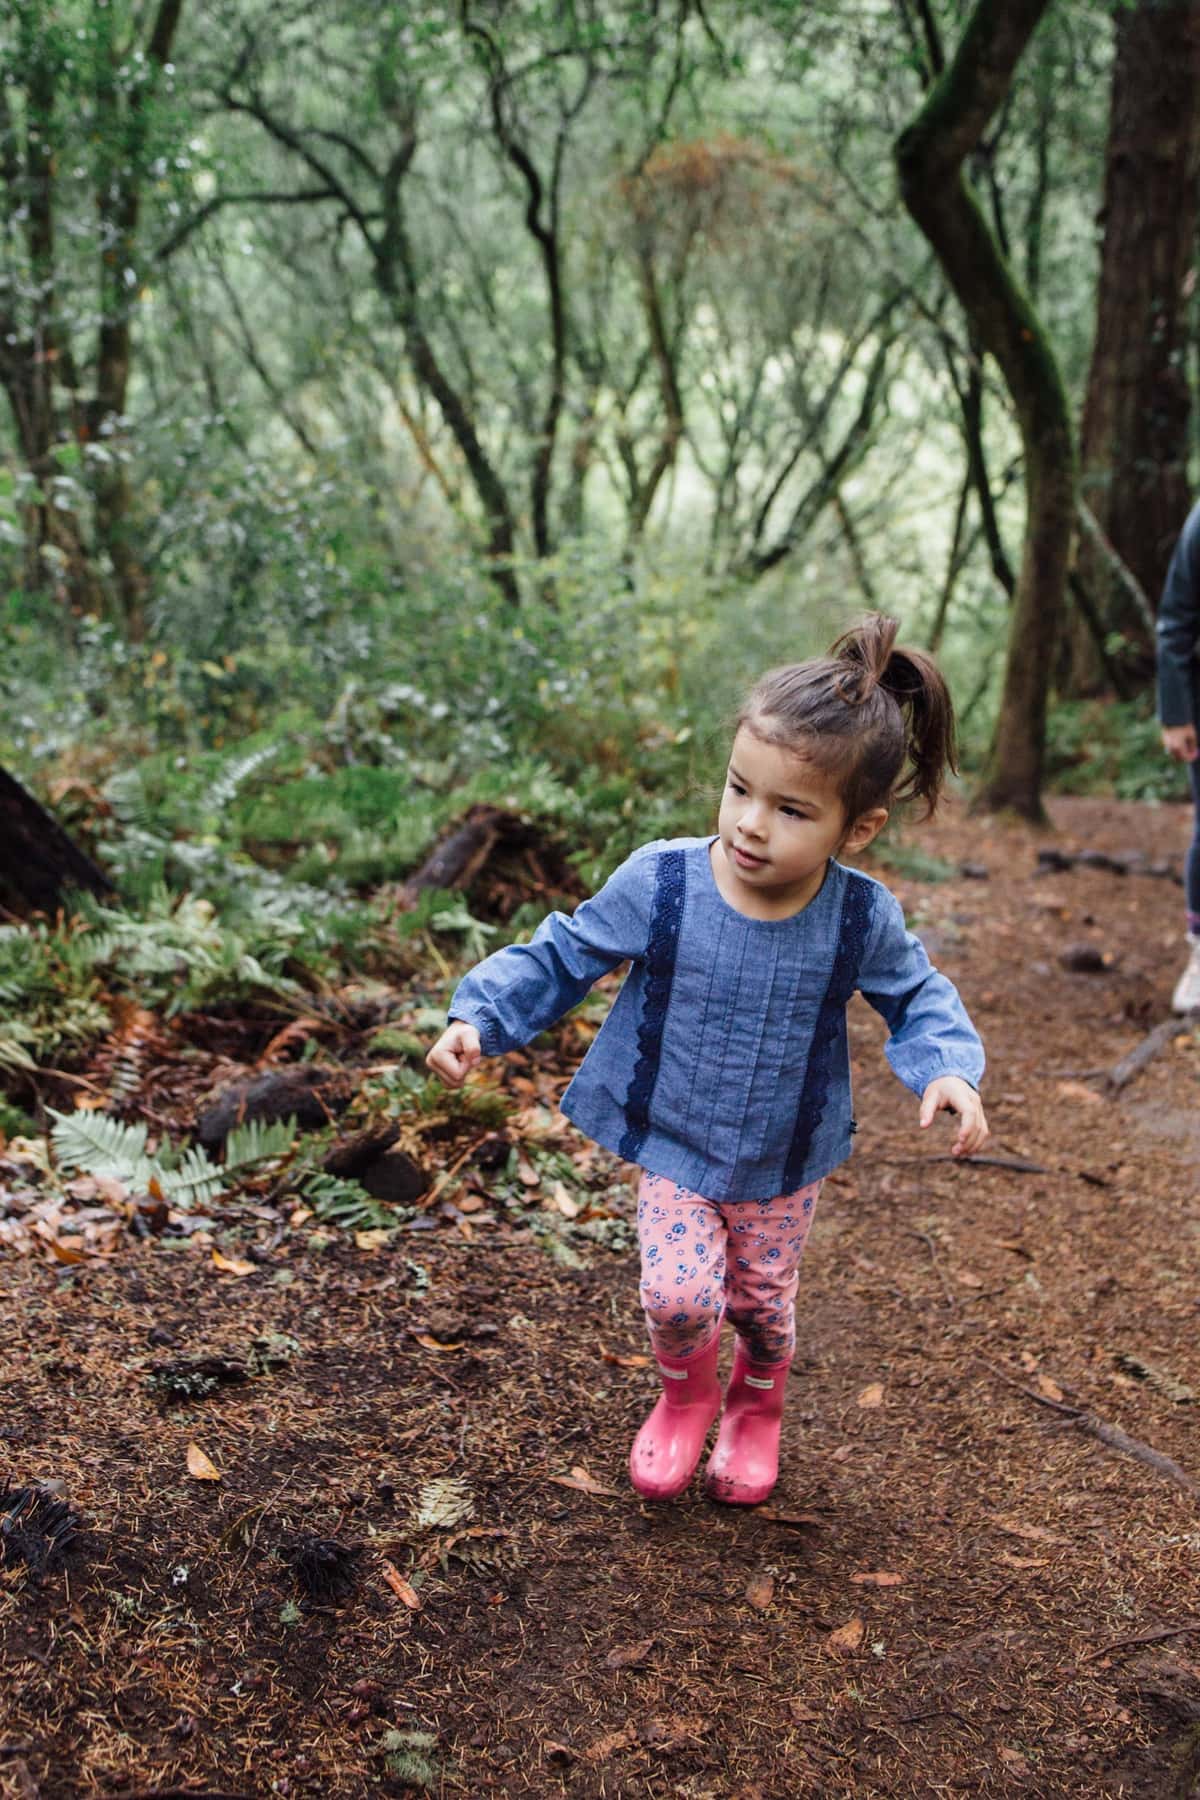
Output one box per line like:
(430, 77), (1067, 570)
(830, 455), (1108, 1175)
(714, 725), (887, 917)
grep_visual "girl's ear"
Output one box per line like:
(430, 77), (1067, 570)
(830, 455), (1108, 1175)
(841, 807), (889, 854)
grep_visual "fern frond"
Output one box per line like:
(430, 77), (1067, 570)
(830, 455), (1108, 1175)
(49, 1109), (153, 1185)
(299, 1170), (400, 1232)
(224, 1116), (297, 1172)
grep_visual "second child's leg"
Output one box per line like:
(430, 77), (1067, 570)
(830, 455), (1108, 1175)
(706, 1180), (822, 1505)
(629, 1172), (727, 1501)
(1175, 758), (1200, 1012)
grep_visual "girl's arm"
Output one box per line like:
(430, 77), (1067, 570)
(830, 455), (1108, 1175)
(431, 843), (657, 1065)
(855, 887), (985, 1097)
(1158, 508), (1200, 734)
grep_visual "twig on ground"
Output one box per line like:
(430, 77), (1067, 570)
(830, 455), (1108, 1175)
(910, 1229), (957, 1307)
(875, 1153), (1049, 1174)
(1082, 1620), (1200, 1663)
(979, 1359), (1200, 1500)
(1105, 1017), (1192, 1093)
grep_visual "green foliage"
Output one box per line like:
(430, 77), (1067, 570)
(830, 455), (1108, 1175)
(0, 923), (111, 1066)
(48, 1108), (299, 1208)
(298, 1171), (403, 1233)
(49, 1108), (228, 1207)
(1045, 699), (1189, 802)
(869, 837), (958, 884)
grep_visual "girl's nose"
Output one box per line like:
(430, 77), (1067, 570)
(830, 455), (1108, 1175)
(742, 803), (768, 836)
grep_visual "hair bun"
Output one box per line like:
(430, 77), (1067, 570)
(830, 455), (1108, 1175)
(831, 613), (900, 705)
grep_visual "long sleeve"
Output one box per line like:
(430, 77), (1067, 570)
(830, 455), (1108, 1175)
(447, 843), (657, 1056)
(856, 888), (985, 1096)
(1157, 505), (1200, 727)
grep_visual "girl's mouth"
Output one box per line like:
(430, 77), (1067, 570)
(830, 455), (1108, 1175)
(733, 845), (767, 869)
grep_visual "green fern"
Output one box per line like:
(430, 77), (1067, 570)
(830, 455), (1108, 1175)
(224, 1117), (297, 1171)
(298, 1170), (401, 1232)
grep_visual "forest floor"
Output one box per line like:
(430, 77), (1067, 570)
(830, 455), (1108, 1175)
(4, 795), (1200, 1800)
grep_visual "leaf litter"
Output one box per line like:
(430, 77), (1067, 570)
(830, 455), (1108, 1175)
(3, 796), (1200, 1795)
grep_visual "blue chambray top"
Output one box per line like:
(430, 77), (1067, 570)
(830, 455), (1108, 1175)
(448, 836), (985, 1202)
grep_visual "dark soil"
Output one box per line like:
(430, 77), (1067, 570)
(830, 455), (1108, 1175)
(4, 796), (1200, 1799)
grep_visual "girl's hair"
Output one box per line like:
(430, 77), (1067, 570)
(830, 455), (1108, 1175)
(735, 614), (957, 820)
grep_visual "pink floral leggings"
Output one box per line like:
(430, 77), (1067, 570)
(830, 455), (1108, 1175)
(636, 1170), (822, 1366)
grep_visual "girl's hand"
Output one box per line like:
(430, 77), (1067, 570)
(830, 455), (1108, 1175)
(919, 1076), (988, 1157)
(1163, 724), (1199, 762)
(426, 1021), (482, 1089)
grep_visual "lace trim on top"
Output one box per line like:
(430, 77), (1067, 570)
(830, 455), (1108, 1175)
(619, 849), (686, 1162)
(782, 874), (875, 1191)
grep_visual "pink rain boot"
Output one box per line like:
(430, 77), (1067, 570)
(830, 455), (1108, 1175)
(629, 1333), (722, 1501)
(705, 1340), (791, 1506)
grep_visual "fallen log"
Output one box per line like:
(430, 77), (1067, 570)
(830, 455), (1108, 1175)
(397, 804), (510, 905)
(0, 765), (116, 915)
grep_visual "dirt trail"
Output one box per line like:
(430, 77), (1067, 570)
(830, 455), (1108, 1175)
(3, 796), (1200, 1799)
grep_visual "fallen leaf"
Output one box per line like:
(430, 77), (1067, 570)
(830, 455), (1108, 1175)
(458, 1193), (484, 1214)
(543, 1740), (574, 1764)
(604, 1638), (656, 1670)
(1019, 1350), (1039, 1373)
(47, 1237), (90, 1265)
(850, 1571), (903, 1587)
(788, 1698), (822, 1724)
(956, 1269), (984, 1289)
(745, 1571), (775, 1610)
(211, 1248), (256, 1277)
(857, 1382), (884, 1409)
(186, 1442), (222, 1482)
(637, 1714), (710, 1751)
(826, 1615), (865, 1655)
(516, 1155), (540, 1188)
(830, 1445), (853, 1464)
(754, 1507), (825, 1529)
(354, 1228), (392, 1252)
(381, 1561), (422, 1609)
(600, 1347), (651, 1369)
(1055, 1079), (1103, 1107)
(551, 1180), (580, 1219)
(414, 1333), (464, 1353)
(998, 1747), (1030, 1770)
(991, 1237), (1032, 1258)
(583, 1727), (635, 1764)
(550, 1467), (620, 1498)
(1035, 1372), (1065, 1403)
(289, 1204), (313, 1227)
(997, 1552), (1048, 1569)
(990, 1515), (1071, 1547)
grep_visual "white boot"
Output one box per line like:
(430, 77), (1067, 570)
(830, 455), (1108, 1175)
(1172, 937), (1200, 1014)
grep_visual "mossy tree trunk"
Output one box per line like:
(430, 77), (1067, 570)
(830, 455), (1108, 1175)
(1066, 0), (1200, 696)
(896, 0), (1074, 821)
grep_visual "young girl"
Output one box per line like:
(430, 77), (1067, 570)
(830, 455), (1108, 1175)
(427, 615), (987, 1506)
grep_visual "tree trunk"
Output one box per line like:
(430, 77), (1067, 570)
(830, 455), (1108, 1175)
(0, 767), (117, 916)
(1066, 0), (1200, 695)
(896, 0), (1074, 821)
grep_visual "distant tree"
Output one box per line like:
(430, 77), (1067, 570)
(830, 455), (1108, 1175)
(1066, 0), (1200, 695)
(896, 0), (1074, 820)
(0, 1), (187, 632)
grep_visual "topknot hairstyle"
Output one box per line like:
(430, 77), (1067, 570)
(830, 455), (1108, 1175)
(735, 614), (957, 821)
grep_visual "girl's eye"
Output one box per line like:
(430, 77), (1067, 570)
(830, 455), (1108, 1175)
(728, 779), (746, 795)
(781, 806), (807, 820)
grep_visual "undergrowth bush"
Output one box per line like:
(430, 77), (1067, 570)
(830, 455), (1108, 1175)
(1045, 698), (1190, 803)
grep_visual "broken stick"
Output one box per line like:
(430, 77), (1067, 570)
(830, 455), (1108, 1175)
(980, 1359), (1200, 1501)
(1105, 1016), (1194, 1093)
